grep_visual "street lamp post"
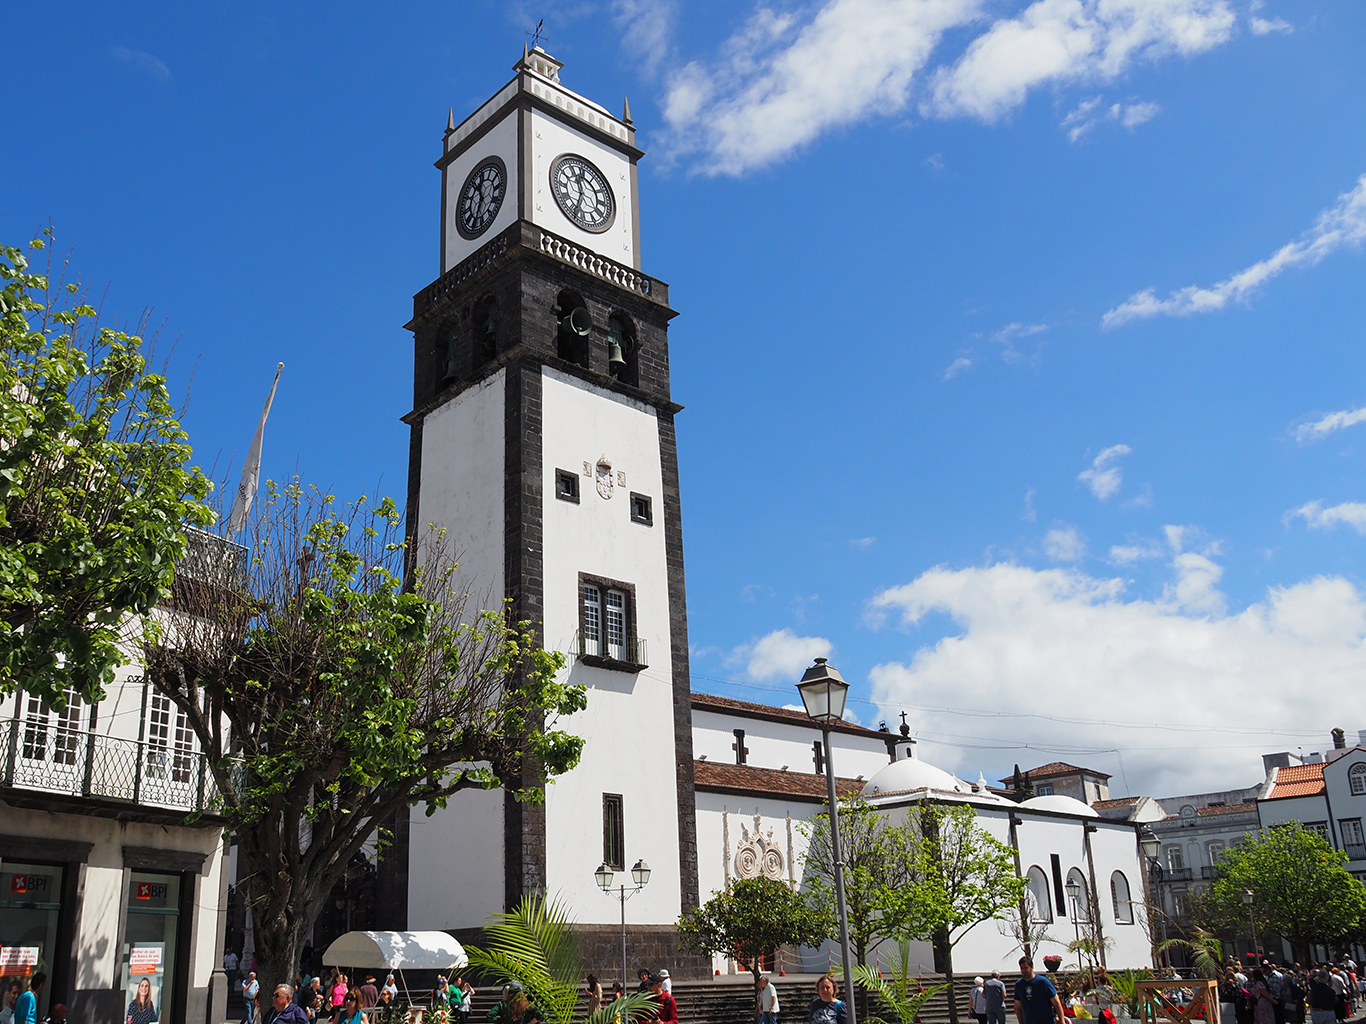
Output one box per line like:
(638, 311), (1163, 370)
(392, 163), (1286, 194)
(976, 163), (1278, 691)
(1138, 830), (1166, 966)
(596, 858), (651, 992)
(1065, 879), (1086, 978)
(797, 658), (858, 1024)
(1242, 889), (1258, 959)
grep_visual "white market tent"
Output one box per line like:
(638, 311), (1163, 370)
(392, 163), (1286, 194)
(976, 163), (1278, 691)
(323, 930), (467, 971)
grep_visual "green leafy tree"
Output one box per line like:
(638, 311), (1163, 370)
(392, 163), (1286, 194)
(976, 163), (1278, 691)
(1154, 930), (1222, 979)
(1, 234), (212, 706)
(466, 894), (656, 1024)
(886, 804), (1027, 1024)
(803, 797), (926, 967)
(679, 876), (834, 1001)
(142, 480), (584, 1003)
(1196, 824), (1366, 959)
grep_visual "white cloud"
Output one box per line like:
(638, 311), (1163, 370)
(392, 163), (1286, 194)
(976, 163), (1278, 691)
(926, 0), (1233, 123)
(867, 561), (1366, 793)
(1288, 500), (1366, 535)
(990, 321), (1047, 363)
(659, 0), (1233, 175)
(662, 0), (981, 175)
(1061, 96), (1160, 140)
(1249, 15), (1291, 35)
(1077, 443), (1132, 500)
(1294, 405), (1366, 444)
(1022, 488), (1038, 523)
(614, 0), (676, 78)
(733, 628), (834, 681)
(1044, 523), (1086, 561)
(924, 152), (946, 172)
(943, 356), (974, 380)
(112, 45), (171, 80)
(1104, 174), (1366, 327)
(1109, 538), (1164, 564)
(850, 536), (878, 549)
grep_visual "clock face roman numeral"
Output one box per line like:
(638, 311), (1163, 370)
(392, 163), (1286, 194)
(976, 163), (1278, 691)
(456, 156), (507, 240)
(549, 154), (615, 234)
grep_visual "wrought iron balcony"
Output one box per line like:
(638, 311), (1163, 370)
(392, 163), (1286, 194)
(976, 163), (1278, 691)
(1344, 843), (1366, 862)
(0, 719), (221, 819)
(571, 629), (647, 672)
(1201, 865), (1221, 880)
(1164, 867), (1193, 881)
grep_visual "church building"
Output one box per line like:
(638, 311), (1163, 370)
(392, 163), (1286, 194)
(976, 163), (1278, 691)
(386, 45), (1152, 979)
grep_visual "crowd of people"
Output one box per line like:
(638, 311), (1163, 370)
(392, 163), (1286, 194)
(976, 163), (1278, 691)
(1218, 959), (1362, 1024)
(0, 973), (65, 1024)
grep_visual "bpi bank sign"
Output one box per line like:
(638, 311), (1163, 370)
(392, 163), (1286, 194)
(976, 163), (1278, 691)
(8, 874), (50, 895)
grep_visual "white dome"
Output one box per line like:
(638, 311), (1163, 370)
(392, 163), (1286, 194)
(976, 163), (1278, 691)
(1020, 794), (1099, 817)
(861, 757), (965, 798)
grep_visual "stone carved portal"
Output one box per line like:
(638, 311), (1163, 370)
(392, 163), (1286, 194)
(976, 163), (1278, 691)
(734, 812), (785, 881)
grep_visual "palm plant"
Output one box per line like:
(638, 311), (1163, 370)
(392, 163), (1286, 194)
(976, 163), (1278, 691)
(852, 941), (949, 1024)
(1154, 930), (1223, 980)
(465, 894), (656, 1024)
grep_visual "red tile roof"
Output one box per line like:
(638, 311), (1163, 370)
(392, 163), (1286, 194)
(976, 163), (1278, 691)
(997, 761), (1112, 786)
(1197, 802), (1257, 816)
(691, 692), (890, 739)
(1093, 797), (1142, 809)
(1266, 763), (1325, 799)
(693, 760), (864, 802)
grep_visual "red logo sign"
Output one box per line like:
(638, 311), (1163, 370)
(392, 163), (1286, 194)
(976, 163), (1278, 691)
(137, 882), (151, 900)
(9, 876), (25, 894)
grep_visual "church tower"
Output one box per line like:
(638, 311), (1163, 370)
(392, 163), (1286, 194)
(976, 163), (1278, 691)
(394, 46), (700, 956)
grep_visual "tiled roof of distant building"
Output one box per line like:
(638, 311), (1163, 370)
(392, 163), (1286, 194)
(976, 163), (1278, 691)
(1265, 763), (1325, 799)
(1093, 797), (1142, 810)
(693, 760), (864, 802)
(691, 692), (890, 739)
(1197, 802), (1257, 816)
(998, 761), (1113, 787)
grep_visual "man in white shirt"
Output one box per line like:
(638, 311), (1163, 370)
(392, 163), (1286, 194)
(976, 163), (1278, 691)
(757, 976), (780, 1024)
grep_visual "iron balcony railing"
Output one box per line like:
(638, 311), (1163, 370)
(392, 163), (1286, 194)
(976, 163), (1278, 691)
(571, 629), (647, 670)
(1200, 865), (1220, 880)
(0, 718), (220, 815)
(1344, 843), (1366, 861)
(1164, 866), (1193, 882)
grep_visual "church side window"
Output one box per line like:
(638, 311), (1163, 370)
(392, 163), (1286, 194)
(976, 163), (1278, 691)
(578, 576), (641, 667)
(1350, 763), (1366, 796)
(1026, 866), (1053, 923)
(602, 794), (624, 870)
(605, 590), (626, 661)
(1066, 868), (1090, 921)
(1110, 871), (1133, 924)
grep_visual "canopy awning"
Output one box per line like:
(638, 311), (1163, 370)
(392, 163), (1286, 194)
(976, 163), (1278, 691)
(322, 931), (467, 971)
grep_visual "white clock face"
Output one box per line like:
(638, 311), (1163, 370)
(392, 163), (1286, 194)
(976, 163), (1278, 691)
(550, 154), (616, 234)
(457, 157), (507, 240)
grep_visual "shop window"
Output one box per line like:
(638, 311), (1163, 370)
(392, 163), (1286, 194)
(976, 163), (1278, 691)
(0, 862), (64, 1020)
(123, 873), (181, 1024)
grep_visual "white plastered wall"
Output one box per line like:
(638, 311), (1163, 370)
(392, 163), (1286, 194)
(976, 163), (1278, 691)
(527, 110), (635, 266)
(443, 115), (520, 273)
(692, 710), (892, 783)
(407, 369), (509, 930)
(539, 367), (680, 926)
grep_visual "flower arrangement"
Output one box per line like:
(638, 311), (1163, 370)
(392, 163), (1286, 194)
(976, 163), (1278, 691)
(1043, 956), (1064, 973)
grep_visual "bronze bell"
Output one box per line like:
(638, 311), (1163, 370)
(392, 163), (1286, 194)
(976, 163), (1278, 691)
(608, 339), (627, 377)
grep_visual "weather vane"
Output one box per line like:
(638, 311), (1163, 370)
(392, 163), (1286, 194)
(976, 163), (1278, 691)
(529, 19), (544, 50)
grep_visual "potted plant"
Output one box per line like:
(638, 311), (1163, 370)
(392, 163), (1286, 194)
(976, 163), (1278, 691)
(1044, 956), (1064, 973)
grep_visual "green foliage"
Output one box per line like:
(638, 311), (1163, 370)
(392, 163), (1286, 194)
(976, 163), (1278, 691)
(854, 943), (949, 1024)
(1105, 969), (1151, 1016)
(889, 803), (1028, 949)
(804, 798), (926, 966)
(1153, 931), (1221, 980)
(679, 877), (834, 990)
(1197, 824), (1366, 952)
(466, 895), (657, 1024)
(1, 233), (212, 706)
(143, 480), (582, 1000)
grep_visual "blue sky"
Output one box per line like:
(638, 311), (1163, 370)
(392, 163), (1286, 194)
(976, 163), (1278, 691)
(5, 1), (1365, 796)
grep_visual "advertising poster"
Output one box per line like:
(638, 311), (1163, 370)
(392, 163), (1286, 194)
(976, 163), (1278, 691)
(0, 947), (39, 978)
(124, 942), (165, 1024)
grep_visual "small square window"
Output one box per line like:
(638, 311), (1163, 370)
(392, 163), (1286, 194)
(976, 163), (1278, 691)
(555, 469), (580, 503)
(629, 492), (652, 525)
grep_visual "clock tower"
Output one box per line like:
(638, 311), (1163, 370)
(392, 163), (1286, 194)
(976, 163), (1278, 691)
(391, 46), (701, 963)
